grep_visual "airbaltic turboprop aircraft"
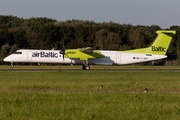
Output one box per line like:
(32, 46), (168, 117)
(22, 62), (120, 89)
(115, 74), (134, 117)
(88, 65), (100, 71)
(3, 30), (176, 70)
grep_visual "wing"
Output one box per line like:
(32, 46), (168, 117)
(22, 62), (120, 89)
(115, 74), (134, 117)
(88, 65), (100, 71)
(65, 47), (105, 60)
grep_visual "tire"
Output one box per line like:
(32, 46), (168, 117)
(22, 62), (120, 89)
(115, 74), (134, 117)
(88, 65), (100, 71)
(82, 65), (85, 70)
(85, 66), (90, 70)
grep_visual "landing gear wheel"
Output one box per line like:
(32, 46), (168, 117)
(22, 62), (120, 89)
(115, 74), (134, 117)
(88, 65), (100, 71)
(11, 63), (14, 68)
(82, 65), (90, 70)
(82, 65), (86, 70)
(85, 66), (90, 70)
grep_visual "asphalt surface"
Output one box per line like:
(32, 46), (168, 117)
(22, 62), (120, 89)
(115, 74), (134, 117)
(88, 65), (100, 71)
(0, 69), (180, 72)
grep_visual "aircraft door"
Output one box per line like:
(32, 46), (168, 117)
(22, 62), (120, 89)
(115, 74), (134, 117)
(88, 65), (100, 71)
(116, 54), (121, 64)
(27, 52), (32, 61)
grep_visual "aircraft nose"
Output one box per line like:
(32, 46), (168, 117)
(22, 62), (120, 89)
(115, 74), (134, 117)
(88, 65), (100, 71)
(3, 57), (8, 62)
(3, 56), (11, 62)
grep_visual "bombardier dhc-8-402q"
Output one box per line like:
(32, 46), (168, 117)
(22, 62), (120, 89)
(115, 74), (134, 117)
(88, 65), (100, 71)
(3, 30), (176, 70)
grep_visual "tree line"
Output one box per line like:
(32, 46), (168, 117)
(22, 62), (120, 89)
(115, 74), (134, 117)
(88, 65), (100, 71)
(0, 15), (180, 64)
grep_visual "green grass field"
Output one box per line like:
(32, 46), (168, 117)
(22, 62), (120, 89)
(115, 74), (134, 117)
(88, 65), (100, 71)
(0, 66), (180, 119)
(1, 64), (180, 69)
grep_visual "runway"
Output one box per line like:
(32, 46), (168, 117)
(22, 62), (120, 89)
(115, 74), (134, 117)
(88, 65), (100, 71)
(1, 69), (180, 72)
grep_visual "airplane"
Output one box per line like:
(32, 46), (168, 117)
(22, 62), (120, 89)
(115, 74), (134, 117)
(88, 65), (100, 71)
(3, 30), (176, 70)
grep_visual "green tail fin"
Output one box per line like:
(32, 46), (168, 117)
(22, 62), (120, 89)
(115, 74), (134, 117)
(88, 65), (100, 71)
(146, 31), (176, 55)
(123, 30), (176, 55)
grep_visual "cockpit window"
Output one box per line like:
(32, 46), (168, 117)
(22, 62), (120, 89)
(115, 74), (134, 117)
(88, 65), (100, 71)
(14, 52), (22, 54)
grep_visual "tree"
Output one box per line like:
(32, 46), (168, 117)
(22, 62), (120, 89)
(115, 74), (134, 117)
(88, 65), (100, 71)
(95, 29), (108, 50)
(105, 32), (121, 50)
(9, 44), (18, 54)
(0, 24), (10, 46)
(94, 29), (121, 50)
(28, 31), (41, 49)
(129, 29), (146, 49)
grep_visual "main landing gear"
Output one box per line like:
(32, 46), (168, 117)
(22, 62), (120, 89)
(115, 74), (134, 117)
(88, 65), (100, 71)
(82, 60), (90, 70)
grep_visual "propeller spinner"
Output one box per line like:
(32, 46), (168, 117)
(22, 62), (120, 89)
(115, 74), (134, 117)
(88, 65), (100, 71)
(60, 50), (65, 60)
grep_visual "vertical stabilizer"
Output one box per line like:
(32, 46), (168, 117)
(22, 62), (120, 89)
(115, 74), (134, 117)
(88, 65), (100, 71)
(146, 31), (176, 55)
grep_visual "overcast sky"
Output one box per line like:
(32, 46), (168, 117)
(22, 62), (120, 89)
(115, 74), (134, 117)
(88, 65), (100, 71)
(0, 0), (179, 29)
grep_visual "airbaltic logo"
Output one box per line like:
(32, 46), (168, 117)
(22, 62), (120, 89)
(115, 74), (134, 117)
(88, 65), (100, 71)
(67, 51), (76, 54)
(152, 46), (166, 52)
(32, 51), (58, 58)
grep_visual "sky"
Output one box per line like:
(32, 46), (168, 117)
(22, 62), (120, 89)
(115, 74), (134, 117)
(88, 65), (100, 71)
(0, 0), (180, 29)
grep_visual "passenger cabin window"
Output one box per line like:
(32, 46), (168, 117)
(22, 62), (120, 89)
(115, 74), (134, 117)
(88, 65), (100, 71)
(14, 52), (22, 54)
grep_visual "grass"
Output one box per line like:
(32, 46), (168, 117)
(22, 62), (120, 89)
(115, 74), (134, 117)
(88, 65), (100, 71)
(1, 64), (180, 69)
(0, 70), (180, 119)
(0, 71), (180, 92)
(1, 92), (180, 120)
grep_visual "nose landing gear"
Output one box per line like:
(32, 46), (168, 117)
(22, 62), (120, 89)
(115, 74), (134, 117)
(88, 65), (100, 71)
(11, 62), (14, 68)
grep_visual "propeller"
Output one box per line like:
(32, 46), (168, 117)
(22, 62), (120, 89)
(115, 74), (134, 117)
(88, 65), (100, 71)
(59, 44), (65, 60)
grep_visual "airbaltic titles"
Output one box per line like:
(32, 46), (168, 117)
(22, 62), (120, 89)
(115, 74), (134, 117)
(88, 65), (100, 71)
(32, 51), (58, 58)
(152, 46), (166, 52)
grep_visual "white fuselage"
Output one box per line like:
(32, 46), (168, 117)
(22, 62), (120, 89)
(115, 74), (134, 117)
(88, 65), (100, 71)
(3, 49), (167, 65)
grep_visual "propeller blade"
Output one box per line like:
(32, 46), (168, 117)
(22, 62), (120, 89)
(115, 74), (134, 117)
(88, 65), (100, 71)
(60, 50), (65, 61)
(63, 54), (65, 61)
(60, 43), (66, 61)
